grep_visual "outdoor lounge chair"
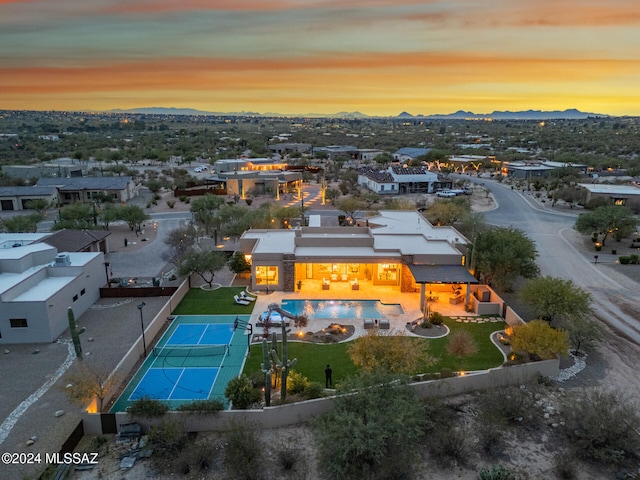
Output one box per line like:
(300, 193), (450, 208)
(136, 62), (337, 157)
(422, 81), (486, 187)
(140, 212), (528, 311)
(240, 291), (256, 302)
(234, 295), (250, 306)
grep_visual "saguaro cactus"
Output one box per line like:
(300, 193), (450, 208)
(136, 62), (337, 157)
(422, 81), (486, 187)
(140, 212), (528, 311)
(270, 323), (297, 401)
(68, 307), (83, 360)
(260, 338), (272, 407)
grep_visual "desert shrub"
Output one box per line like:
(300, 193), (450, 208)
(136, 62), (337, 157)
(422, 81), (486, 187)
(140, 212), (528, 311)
(479, 384), (541, 427)
(629, 254), (640, 264)
(476, 415), (505, 459)
(148, 420), (188, 454)
(128, 397), (169, 418)
(553, 452), (577, 479)
(313, 372), (425, 480)
(560, 388), (640, 465)
(166, 200), (175, 208)
(303, 382), (324, 399)
(245, 198), (253, 206)
(429, 311), (444, 325)
(224, 375), (261, 409)
(179, 195), (187, 202)
(223, 424), (264, 480)
(176, 399), (224, 413)
(477, 465), (518, 480)
(440, 367), (453, 378)
(428, 425), (471, 467)
(286, 370), (310, 395)
(274, 443), (309, 477)
(248, 370), (265, 389)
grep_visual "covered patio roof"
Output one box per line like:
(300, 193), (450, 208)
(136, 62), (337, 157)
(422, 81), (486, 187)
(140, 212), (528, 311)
(408, 264), (479, 284)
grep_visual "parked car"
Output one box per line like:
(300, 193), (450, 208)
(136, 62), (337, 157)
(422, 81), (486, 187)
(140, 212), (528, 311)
(436, 190), (457, 197)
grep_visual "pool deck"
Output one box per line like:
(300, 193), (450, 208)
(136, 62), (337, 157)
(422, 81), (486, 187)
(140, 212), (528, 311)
(247, 280), (471, 339)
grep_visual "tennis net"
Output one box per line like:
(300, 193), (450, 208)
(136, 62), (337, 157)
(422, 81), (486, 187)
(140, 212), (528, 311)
(152, 344), (228, 358)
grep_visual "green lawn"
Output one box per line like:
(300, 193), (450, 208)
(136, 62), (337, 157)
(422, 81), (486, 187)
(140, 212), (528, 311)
(172, 286), (255, 315)
(244, 342), (358, 386)
(242, 317), (506, 383)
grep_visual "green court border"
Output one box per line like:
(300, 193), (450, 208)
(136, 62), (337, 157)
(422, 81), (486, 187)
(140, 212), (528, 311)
(110, 314), (251, 412)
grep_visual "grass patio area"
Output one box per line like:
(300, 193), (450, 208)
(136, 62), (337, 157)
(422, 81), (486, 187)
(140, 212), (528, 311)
(172, 286), (255, 315)
(243, 317), (506, 385)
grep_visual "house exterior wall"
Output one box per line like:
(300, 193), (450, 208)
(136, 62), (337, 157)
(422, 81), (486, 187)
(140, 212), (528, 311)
(0, 252), (104, 344)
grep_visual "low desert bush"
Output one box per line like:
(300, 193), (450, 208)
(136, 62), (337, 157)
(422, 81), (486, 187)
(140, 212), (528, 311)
(128, 397), (169, 418)
(148, 420), (188, 454)
(429, 311), (444, 325)
(176, 399), (224, 413)
(287, 370), (310, 395)
(560, 388), (640, 465)
(553, 452), (577, 479)
(428, 425), (471, 467)
(223, 424), (264, 480)
(477, 465), (518, 480)
(224, 375), (261, 409)
(478, 384), (541, 427)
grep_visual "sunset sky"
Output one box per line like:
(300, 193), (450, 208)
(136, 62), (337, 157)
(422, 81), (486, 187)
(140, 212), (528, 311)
(1, 0), (639, 116)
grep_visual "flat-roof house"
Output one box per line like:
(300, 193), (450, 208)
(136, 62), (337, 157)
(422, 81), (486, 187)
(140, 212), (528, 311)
(213, 158), (287, 173)
(36, 176), (137, 205)
(393, 147), (432, 163)
(268, 143), (312, 155)
(578, 183), (640, 206)
(0, 186), (58, 211)
(0, 239), (106, 344)
(211, 170), (303, 197)
(239, 211), (476, 308)
(358, 166), (439, 194)
(503, 161), (588, 179)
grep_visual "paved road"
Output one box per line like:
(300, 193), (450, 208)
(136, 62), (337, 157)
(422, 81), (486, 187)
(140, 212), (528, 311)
(465, 176), (640, 344)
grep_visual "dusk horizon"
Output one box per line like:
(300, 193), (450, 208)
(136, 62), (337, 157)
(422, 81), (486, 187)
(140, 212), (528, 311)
(2, 0), (639, 116)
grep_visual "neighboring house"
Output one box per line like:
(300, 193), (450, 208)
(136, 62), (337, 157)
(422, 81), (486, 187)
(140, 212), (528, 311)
(36, 176), (137, 205)
(36, 229), (111, 254)
(358, 166), (439, 194)
(212, 170), (303, 197)
(0, 239), (106, 344)
(578, 183), (640, 206)
(213, 158), (287, 173)
(239, 210), (477, 309)
(393, 147), (432, 163)
(0, 186), (58, 211)
(503, 160), (588, 179)
(312, 145), (359, 161)
(268, 143), (312, 155)
(1, 162), (85, 181)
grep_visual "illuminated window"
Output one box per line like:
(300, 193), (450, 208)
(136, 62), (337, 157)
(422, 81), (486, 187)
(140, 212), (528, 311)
(256, 266), (278, 284)
(10, 318), (28, 328)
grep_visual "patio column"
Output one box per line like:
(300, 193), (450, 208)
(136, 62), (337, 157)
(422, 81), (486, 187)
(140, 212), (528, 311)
(419, 284), (426, 313)
(465, 282), (471, 306)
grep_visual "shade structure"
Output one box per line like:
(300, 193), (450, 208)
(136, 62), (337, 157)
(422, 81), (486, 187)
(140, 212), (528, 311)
(408, 264), (478, 284)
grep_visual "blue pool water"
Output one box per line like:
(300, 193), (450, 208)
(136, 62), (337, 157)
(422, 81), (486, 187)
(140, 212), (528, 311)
(280, 299), (403, 319)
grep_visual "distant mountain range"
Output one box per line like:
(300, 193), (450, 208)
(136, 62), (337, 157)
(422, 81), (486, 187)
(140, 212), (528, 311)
(399, 109), (605, 120)
(111, 107), (604, 120)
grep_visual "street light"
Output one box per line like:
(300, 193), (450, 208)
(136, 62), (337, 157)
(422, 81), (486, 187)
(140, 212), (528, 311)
(137, 302), (147, 357)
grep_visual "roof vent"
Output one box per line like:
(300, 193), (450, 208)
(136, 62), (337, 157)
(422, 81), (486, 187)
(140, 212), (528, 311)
(54, 254), (71, 267)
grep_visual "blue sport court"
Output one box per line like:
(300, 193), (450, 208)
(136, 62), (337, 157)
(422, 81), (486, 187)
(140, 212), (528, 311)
(111, 315), (251, 411)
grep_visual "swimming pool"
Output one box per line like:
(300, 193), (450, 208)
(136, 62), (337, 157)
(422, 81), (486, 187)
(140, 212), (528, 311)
(280, 299), (403, 319)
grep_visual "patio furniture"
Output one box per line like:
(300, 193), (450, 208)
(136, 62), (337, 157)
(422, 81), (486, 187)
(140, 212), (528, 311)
(449, 294), (464, 305)
(234, 295), (250, 306)
(341, 273), (348, 282)
(364, 319), (374, 329)
(331, 273), (338, 282)
(240, 291), (256, 302)
(379, 319), (390, 329)
(351, 278), (359, 290)
(322, 278), (330, 290)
